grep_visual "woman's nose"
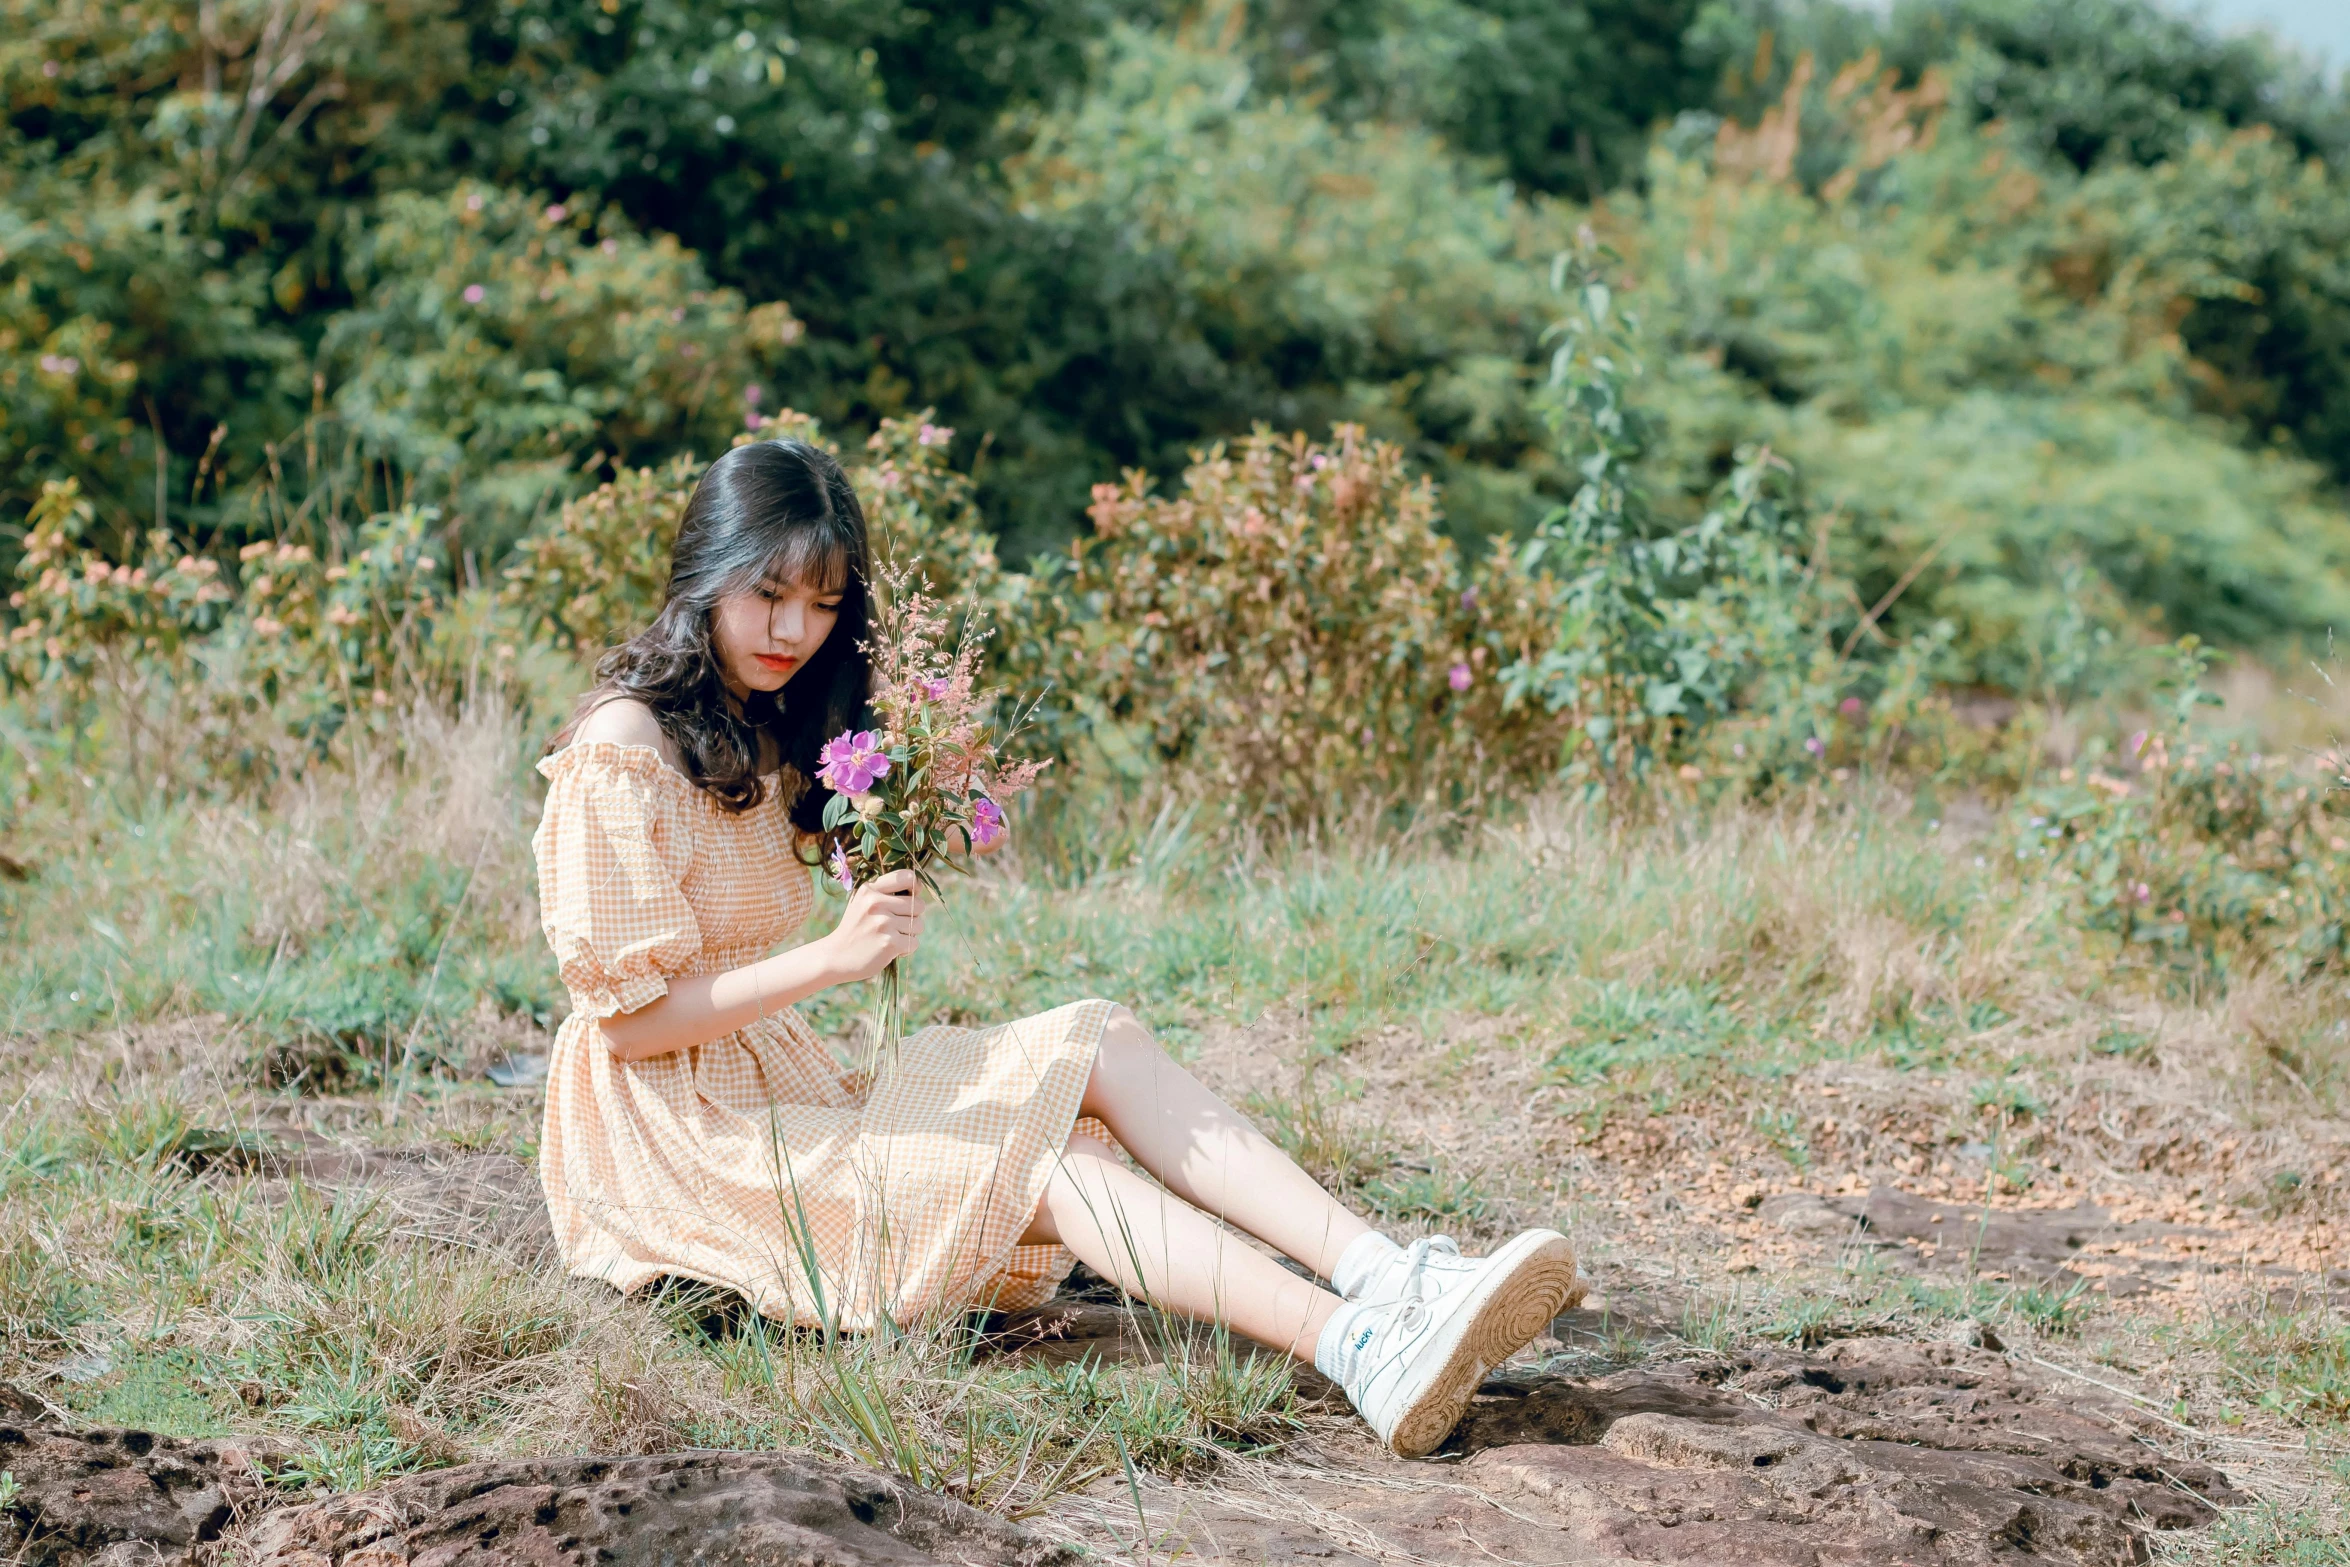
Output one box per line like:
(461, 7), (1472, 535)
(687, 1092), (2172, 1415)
(771, 601), (804, 643)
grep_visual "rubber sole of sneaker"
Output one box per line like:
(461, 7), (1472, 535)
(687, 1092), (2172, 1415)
(1383, 1228), (1579, 1460)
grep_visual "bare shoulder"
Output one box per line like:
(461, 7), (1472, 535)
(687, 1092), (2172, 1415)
(569, 696), (682, 767)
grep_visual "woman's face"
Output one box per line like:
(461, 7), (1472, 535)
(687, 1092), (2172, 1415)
(709, 569), (843, 699)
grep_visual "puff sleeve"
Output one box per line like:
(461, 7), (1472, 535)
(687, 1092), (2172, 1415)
(532, 743), (705, 1020)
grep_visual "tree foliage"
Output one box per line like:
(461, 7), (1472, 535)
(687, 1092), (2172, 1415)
(7, 0), (2350, 709)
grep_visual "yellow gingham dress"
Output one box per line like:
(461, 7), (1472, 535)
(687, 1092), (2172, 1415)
(531, 740), (1112, 1329)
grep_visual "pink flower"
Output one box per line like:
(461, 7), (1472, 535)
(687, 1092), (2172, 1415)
(465, 192), (484, 212)
(744, 384), (763, 407)
(916, 423), (953, 447)
(545, 203), (567, 223)
(970, 797), (1005, 849)
(462, 284), (485, 304)
(816, 729), (891, 794)
(2128, 729), (2148, 758)
(1804, 736), (1826, 757)
(830, 842), (855, 892)
(2132, 881), (2152, 903)
(1839, 696), (1864, 719)
(1448, 663), (1472, 692)
(918, 675), (951, 701)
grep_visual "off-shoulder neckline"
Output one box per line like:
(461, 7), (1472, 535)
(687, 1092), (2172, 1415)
(538, 738), (783, 789)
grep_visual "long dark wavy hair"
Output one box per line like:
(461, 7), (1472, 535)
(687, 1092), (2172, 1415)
(566, 439), (873, 831)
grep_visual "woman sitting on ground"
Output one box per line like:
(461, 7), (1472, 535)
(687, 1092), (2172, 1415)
(530, 438), (1577, 1458)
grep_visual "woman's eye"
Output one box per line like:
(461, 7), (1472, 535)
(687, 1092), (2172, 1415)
(817, 599), (843, 613)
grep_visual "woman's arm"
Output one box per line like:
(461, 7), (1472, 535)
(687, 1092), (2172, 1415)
(600, 869), (925, 1062)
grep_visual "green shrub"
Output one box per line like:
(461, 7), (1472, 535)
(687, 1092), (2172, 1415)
(2020, 640), (2350, 983)
(323, 185), (804, 545)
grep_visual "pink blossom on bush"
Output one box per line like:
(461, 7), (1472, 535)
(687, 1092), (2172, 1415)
(462, 284), (485, 304)
(970, 797), (1005, 848)
(1839, 695), (1864, 718)
(1448, 663), (1472, 692)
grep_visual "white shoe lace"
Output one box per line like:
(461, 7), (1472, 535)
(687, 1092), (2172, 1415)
(1371, 1235), (1463, 1333)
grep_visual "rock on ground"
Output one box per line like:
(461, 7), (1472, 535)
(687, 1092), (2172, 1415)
(1001, 1312), (2241, 1566)
(0, 1387), (284, 1566)
(0, 1399), (1074, 1567)
(238, 1452), (1075, 1567)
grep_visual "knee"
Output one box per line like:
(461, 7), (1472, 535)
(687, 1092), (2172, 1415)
(1096, 1005), (1161, 1070)
(1084, 1006), (1159, 1112)
(1063, 1130), (1120, 1163)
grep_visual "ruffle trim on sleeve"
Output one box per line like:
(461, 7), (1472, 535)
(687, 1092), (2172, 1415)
(562, 964), (674, 1023)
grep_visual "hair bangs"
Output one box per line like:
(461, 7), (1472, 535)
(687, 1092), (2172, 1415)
(747, 522), (854, 597)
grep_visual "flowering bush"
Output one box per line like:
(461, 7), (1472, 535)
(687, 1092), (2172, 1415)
(495, 409), (1002, 662)
(498, 458), (703, 659)
(2019, 640), (2350, 982)
(1053, 425), (1547, 819)
(4, 475), (455, 777)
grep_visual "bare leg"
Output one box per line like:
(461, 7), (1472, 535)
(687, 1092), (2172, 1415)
(1078, 1006), (1375, 1282)
(1025, 1136), (1342, 1359)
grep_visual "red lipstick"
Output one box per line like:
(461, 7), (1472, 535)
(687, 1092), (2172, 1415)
(754, 653), (797, 672)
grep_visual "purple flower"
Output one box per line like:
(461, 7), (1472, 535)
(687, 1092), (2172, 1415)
(1839, 696), (1864, 719)
(744, 383), (763, 408)
(817, 729), (891, 794)
(1804, 736), (1826, 758)
(918, 675), (952, 701)
(1459, 587), (1479, 611)
(1448, 662), (1473, 692)
(830, 842), (855, 892)
(970, 797), (1005, 849)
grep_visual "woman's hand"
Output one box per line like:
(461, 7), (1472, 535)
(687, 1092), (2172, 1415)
(602, 866), (923, 1061)
(821, 868), (925, 983)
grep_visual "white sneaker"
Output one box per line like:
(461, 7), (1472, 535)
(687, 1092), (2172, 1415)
(1316, 1228), (1578, 1458)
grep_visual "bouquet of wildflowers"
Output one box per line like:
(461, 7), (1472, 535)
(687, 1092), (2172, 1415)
(816, 567), (1046, 1063)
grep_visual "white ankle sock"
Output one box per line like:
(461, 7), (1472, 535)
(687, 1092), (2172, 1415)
(1314, 1299), (1376, 1388)
(1330, 1230), (1401, 1300)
